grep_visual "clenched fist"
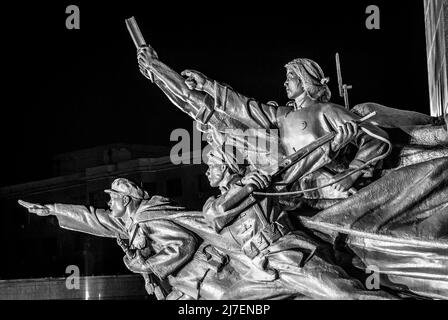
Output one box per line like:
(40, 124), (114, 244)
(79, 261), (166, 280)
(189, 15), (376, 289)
(330, 120), (358, 152)
(241, 170), (271, 190)
(181, 69), (212, 92)
(137, 46), (158, 80)
(123, 250), (151, 274)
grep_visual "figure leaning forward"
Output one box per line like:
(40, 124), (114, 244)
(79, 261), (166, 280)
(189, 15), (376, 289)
(19, 172), (396, 299)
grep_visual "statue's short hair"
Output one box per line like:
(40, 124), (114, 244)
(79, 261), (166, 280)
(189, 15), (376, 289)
(285, 58), (331, 103)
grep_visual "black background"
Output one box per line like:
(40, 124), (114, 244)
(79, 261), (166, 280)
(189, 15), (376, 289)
(3, 0), (428, 186)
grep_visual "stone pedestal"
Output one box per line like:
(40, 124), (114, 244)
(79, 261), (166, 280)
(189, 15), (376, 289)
(0, 274), (147, 299)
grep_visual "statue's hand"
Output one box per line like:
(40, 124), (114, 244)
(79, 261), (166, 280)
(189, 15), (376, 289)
(137, 46), (158, 80)
(144, 280), (155, 295)
(330, 120), (358, 152)
(241, 170), (271, 190)
(331, 171), (362, 193)
(123, 251), (151, 274)
(181, 69), (211, 92)
(18, 200), (52, 216)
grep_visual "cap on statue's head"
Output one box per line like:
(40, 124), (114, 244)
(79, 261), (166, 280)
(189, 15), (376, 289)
(104, 178), (150, 200)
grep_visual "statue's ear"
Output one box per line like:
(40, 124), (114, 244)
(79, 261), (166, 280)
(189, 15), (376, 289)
(220, 164), (227, 171)
(122, 195), (130, 206)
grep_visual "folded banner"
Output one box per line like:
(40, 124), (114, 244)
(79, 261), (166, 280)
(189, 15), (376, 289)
(302, 156), (448, 298)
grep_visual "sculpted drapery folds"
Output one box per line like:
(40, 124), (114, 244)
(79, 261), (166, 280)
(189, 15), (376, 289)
(135, 44), (448, 299)
(169, 148), (396, 299)
(18, 178), (244, 300)
(18, 174), (394, 300)
(16, 30), (448, 299)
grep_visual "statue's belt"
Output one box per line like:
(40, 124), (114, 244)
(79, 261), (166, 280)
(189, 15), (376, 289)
(242, 219), (291, 259)
(198, 219), (291, 270)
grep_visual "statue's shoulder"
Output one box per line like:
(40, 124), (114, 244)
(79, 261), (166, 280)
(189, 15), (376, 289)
(133, 195), (186, 224)
(276, 105), (294, 119)
(317, 102), (347, 115)
(147, 195), (178, 206)
(203, 195), (219, 209)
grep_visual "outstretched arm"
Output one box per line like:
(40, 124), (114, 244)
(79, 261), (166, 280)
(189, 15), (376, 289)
(181, 70), (279, 129)
(18, 200), (127, 238)
(137, 47), (215, 124)
(137, 45), (278, 130)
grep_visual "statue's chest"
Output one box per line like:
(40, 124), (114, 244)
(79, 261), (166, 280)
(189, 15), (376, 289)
(278, 109), (327, 154)
(128, 225), (147, 250)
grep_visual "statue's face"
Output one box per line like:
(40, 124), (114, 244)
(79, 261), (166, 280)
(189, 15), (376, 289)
(206, 160), (227, 188)
(107, 193), (127, 218)
(284, 68), (304, 99)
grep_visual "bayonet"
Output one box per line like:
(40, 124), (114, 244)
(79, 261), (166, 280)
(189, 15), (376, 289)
(335, 53), (352, 109)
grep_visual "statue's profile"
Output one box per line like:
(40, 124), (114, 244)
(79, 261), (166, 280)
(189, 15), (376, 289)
(16, 17), (448, 300)
(19, 165), (396, 299)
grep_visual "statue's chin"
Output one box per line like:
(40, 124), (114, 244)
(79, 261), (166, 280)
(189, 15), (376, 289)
(209, 181), (219, 188)
(110, 210), (125, 218)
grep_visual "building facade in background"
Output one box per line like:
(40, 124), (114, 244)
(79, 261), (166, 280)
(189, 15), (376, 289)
(425, 0), (448, 117)
(0, 144), (214, 280)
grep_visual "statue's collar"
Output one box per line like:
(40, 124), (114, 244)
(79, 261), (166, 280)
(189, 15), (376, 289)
(124, 213), (134, 232)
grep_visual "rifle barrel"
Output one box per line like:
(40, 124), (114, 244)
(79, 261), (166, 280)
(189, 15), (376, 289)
(336, 53), (343, 98)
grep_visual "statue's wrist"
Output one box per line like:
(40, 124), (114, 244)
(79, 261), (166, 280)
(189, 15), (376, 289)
(330, 141), (339, 152)
(44, 204), (56, 214)
(203, 80), (214, 95)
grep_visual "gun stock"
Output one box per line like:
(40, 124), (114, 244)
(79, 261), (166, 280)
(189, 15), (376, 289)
(219, 112), (377, 208)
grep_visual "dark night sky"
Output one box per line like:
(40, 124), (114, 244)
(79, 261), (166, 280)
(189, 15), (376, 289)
(3, 1), (429, 186)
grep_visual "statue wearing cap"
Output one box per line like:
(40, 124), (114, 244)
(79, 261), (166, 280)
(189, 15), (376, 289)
(190, 148), (395, 299)
(18, 167), (395, 299)
(104, 178), (151, 201)
(18, 177), (249, 299)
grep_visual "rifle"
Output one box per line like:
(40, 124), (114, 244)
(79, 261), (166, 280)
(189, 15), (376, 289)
(219, 112), (376, 211)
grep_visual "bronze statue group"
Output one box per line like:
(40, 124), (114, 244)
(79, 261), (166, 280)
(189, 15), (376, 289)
(19, 31), (448, 299)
